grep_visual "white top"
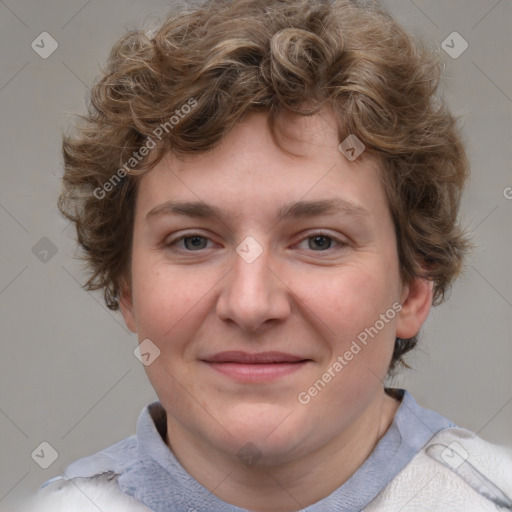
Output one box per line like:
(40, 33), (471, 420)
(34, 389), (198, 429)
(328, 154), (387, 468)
(21, 389), (512, 511)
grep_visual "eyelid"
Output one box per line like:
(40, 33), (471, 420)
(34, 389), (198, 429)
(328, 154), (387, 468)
(293, 230), (349, 251)
(165, 230), (349, 252)
(164, 231), (216, 249)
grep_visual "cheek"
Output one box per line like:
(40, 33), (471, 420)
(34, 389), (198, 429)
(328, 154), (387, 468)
(298, 267), (400, 407)
(293, 258), (401, 383)
(304, 261), (399, 332)
(131, 259), (216, 346)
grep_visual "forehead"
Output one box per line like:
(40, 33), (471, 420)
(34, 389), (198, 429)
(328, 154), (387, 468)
(135, 108), (388, 225)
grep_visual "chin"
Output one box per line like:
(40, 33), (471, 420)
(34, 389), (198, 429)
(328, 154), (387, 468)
(214, 407), (312, 464)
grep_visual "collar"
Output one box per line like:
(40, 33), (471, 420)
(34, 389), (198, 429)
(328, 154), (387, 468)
(117, 388), (455, 511)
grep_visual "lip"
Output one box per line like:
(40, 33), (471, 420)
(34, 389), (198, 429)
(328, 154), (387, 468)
(203, 351), (308, 364)
(201, 351), (311, 382)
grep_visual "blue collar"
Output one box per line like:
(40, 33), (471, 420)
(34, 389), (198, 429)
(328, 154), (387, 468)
(60, 389), (455, 511)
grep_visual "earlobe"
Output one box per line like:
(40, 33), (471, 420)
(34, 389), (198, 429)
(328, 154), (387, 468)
(395, 277), (434, 339)
(119, 285), (137, 333)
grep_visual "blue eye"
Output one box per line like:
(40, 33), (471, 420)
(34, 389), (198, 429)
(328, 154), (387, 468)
(167, 234), (212, 251)
(166, 232), (346, 253)
(295, 233), (346, 252)
(307, 235), (336, 251)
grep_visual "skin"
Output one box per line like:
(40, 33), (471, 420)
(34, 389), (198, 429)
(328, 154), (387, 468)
(120, 107), (433, 512)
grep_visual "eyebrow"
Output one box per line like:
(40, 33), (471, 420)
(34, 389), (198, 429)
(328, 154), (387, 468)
(146, 198), (369, 223)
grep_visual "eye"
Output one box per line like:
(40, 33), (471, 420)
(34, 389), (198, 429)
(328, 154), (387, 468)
(296, 232), (347, 252)
(165, 231), (348, 253)
(166, 233), (213, 251)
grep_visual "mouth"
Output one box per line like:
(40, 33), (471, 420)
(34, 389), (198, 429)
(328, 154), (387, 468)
(200, 351), (312, 382)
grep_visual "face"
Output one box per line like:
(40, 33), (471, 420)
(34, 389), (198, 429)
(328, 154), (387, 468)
(121, 108), (429, 465)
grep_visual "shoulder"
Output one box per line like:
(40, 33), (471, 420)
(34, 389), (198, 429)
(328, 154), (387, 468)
(36, 434), (139, 491)
(28, 435), (148, 512)
(63, 434), (139, 479)
(23, 472), (153, 512)
(365, 427), (512, 511)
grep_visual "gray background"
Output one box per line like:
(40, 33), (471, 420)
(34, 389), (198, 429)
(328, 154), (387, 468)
(0, 0), (511, 508)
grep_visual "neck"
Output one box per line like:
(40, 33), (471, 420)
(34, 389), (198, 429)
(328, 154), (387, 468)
(166, 389), (401, 512)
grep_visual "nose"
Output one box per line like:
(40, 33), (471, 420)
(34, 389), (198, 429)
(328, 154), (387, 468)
(215, 239), (291, 332)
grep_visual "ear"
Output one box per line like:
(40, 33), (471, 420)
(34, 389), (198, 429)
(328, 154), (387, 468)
(395, 276), (433, 339)
(119, 282), (137, 333)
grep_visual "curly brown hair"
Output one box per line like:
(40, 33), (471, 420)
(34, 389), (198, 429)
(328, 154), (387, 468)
(59, 0), (471, 373)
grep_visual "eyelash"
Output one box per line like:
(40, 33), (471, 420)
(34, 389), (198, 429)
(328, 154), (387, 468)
(165, 231), (348, 253)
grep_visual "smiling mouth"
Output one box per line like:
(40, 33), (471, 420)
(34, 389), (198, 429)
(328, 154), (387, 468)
(201, 351), (312, 381)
